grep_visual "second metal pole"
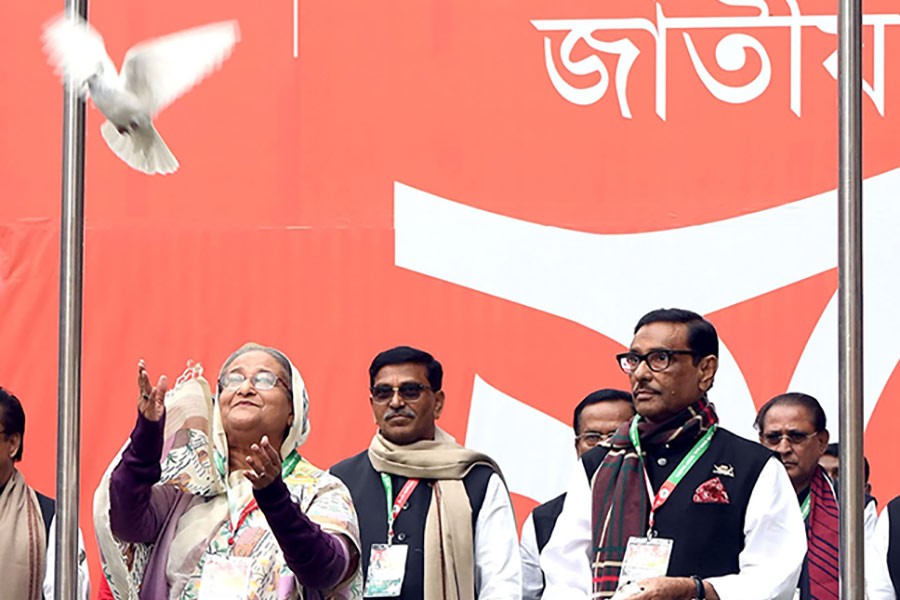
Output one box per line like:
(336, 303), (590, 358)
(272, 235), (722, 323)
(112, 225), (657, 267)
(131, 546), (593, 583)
(837, 0), (865, 596)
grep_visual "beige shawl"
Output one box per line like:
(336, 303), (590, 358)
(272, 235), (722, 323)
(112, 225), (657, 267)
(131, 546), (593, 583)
(0, 469), (47, 600)
(367, 427), (503, 600)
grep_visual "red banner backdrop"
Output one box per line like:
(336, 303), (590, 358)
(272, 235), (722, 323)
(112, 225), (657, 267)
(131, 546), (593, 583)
(2, 0), (900, 593)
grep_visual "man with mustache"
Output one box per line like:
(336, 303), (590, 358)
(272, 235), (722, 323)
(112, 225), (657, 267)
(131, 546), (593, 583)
(541, 308), (806, 599)
(330, 346), (521, 599)
(756, 393), (838, 600)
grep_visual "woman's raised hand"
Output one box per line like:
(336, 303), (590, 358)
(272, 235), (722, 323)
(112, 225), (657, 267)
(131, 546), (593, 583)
(137, 359), (169, 422)
(244, 435), (283, 490)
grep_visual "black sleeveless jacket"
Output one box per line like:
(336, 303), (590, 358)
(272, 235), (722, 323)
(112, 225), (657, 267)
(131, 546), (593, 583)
(331, 450), (492, 599)
(581, 427), (773, 578)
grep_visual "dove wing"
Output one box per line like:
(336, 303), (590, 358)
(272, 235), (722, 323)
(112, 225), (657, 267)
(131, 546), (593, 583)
(120, 20), (240, 115)
(42, 13), (118, 90)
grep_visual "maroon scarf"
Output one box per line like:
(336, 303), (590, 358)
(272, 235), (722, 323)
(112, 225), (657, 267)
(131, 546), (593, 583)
(805, 466), (839, 600)
(590, 398), (718, 597)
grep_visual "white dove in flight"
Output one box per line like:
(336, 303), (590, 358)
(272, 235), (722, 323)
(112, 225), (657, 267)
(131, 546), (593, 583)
(42, 14), (240, 175)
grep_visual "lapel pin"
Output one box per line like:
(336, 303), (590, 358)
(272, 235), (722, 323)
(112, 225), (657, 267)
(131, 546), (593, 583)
(712, 464), (735, 478)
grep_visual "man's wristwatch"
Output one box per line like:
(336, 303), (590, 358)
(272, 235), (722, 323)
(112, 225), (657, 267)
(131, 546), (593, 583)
(691, 575), (706, 600)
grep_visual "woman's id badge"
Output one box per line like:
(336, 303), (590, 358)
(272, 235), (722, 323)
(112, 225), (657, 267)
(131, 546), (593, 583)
(198, 555), (252, 600)
(612, 536), (674, 598)
(363, 543), (408, 597)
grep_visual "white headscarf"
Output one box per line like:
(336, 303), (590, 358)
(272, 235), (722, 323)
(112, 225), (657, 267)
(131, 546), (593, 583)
(212, 342), (311, 464)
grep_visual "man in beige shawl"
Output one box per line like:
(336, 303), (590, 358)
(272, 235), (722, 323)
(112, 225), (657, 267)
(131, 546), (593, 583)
(0, 387), (90, 600)
(330, 346), (522, 600)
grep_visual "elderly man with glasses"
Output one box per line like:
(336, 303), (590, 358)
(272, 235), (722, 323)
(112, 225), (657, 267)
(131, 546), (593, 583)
(520, 388), (634, 600)
(541, 308), (806, 600)
(330, 345), (522, 599)
(756, 393), (838, 600)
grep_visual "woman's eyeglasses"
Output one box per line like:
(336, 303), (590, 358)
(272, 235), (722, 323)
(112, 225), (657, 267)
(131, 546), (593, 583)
(220, 371), (289, 392)
(370, 382), (432, 403)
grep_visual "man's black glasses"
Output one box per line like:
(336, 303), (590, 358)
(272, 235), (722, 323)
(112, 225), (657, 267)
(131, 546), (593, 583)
(616, 349), (696, 373)
(370, 382), (432, 403)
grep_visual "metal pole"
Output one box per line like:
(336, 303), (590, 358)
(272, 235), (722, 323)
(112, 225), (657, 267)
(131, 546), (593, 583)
(55, 0), (88, 598)
(837, 0), (864, 596)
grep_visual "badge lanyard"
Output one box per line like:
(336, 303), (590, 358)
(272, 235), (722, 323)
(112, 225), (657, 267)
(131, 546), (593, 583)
(379, 473), (420, 545)
(629, 417), (717, 537)
(215, 449), (302, 545)
(800, 493), (811, 521)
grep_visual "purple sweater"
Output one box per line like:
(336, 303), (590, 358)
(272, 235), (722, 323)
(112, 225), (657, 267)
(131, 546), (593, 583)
(109, 411), (350, 592)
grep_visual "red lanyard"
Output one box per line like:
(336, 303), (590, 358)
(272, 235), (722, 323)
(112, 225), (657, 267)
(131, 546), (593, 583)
(228, 499), (258, 545)
(380, 474), (420, 544)
(224, 451), (302, 545)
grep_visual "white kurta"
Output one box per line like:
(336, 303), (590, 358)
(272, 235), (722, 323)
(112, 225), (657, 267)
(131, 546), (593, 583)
(519, 512), (544, 600)
(867, 504), (897, 600)
(43, 516), (91, 600)
(540, 455), (806, 599)
(866, 497), (879, 542)
(474, 472), (524, 599)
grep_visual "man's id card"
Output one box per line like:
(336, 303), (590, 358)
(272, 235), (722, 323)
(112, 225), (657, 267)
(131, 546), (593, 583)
(363, 544), (409, 597)
(611, 536), (674, 599)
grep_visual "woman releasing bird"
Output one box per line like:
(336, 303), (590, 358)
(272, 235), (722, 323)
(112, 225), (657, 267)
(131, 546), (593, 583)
(42, 13), (239, 175)
(93, 344), (362, 599)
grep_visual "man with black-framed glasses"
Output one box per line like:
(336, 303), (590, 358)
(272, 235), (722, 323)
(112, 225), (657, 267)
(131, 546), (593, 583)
(542, 308), (806, 600)
(330, 345), (522, 599)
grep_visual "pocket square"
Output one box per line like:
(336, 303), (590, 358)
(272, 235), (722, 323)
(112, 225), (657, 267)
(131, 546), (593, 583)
(693, 476), (730, 504)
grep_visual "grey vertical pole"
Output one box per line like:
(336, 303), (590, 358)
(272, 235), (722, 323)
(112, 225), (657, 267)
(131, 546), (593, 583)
(55, 0), (88, 598)
(837, 0), (864, 597)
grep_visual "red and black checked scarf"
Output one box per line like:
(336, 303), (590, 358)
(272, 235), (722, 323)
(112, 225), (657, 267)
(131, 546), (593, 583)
(804, 466), (839, 600)
(589, 397), (718, 597)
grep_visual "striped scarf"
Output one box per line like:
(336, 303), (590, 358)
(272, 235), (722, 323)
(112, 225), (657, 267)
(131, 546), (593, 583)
(590, 398), (718, 597)
(0, 469), (47, 600)
(805, 466), (839, 600)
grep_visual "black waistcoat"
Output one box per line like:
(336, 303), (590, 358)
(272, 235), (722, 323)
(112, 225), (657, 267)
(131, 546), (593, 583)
(330, 450), (492, 599)
(532, 493), (566, 553)
(582, 427), (773, 579)
(886, 496), (900, 592)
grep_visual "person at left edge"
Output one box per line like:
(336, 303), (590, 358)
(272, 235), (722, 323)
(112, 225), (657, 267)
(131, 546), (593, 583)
(94, 343), (362, 599)
(330, 345), (522, 599)
(0, 387), (90, 600)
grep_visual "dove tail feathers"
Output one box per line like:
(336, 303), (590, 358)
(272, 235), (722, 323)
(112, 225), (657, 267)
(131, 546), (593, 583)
(100, 121), (179, 175)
